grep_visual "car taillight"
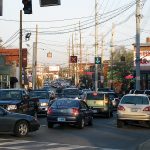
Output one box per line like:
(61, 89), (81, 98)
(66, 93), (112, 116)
(47, 107), (53, 115)
(72, 108), (79, 116)
(104, 100), (109, 104)
(117, 105), (125, 111)
(143, 106), (150, 111)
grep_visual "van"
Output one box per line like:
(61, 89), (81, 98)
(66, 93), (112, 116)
(83, 91), (113, 118)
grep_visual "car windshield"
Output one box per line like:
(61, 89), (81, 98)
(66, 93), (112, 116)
(121, 96), (149, 105)
(29, 91), (49, 99)
(51, 100), (79, 109)
(0, 90), (22, 100)
(86, 93), (106, 100)
(63, 89), (79, 95)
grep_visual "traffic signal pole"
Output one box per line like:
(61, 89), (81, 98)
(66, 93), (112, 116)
(95, 0), (98, 92)
(19, 10), (22, 88)
(135, 0), (141, 90)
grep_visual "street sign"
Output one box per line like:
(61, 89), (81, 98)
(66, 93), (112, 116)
(70, 56), (77, 63)
(95, 57), (101, 64)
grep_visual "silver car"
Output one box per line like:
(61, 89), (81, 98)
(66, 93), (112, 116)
(117, 94), (150, 128)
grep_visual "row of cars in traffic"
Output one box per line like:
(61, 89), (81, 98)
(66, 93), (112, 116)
(0, 87), (56, 137)
(1, 85), (150, 137)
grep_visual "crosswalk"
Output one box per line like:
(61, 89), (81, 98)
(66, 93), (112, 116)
(0, 138), (121, 150)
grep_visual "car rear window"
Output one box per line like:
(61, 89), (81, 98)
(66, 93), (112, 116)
(86, 93), (107, 100)
(63, 89), (79, 95)
(51, 100), (79, 108)
(121, 96), (149, 105)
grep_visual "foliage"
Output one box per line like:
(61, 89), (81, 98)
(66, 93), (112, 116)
(107, 46), (134, 93)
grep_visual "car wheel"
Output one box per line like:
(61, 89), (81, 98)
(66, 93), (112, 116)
(117, 119), (124, 128)
(88, 117), (93, 126)
(78, 118), (85, 129)
(14, 121), (29, 137)
(48, 122), (53, 128)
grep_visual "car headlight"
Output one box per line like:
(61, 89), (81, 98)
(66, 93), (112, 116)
(7, 105), (17, 110)
(40, 103), (48, 106)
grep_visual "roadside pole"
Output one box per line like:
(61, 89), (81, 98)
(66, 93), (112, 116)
(19, 10), (22, 88)
(135, 0), (141, 90)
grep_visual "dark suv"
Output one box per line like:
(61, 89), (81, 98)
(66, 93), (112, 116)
(0, 88), (37, 116)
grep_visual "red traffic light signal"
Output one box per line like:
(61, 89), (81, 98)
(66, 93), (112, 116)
(22, 0), (32, 14)
(70, 56), (77, 63)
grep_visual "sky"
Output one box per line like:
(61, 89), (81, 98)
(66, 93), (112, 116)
(0, 0), (150, 67)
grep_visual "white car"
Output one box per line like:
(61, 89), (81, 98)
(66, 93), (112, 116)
(117, 94), (150, 128)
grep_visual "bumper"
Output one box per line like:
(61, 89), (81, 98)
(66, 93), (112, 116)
(92, 107), (110, 114)
(37, 106), (48, 114)
(47, 116), (79, 124)
(117, 113), (150, 121)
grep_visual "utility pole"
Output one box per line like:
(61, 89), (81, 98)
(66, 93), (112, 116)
(110, 23), (115, 90)
(95, 0), (99, 92)
(135, 0), (141, 90)
(72, 34), (76, 85)
(19, 10), (22, 88)
(79, 21), (82, 78)
(101, 34), (104, 87)
(32, 25), (38, 90)
(68, 38), (71, 77)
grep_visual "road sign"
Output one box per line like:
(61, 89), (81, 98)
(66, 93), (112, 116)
(70, 56), (77, 63)
(95, 57), (101, 64)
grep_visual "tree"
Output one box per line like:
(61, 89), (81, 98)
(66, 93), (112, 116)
(107, 46), (134, 93)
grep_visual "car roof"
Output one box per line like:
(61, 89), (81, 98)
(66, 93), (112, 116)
(0, 88), (26, 91)
(123, 94), (148, 97)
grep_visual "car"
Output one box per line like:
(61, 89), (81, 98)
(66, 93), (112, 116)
(82, 91), (113, 118)
(47, 98), (93, 129)
(0, 88), (37, 116)
(0, 106), (40, 137)
(117, 94), (150, 128)
(61, 87), (81, 99)
(29, 90), (55, 115)
(107, 92), (120, 109)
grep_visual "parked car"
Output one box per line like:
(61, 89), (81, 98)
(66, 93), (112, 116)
(117, 94), (150, 128)
(29, 89), (55, 115)
(0, 88), (37, 116)
(47, 98), (93, 129)
(0, 106), (40, 137)
(82, 91), (113, 118)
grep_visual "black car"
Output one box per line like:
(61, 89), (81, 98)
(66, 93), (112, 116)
(61, 88), (81, 99)
(0, 106), (40, 137)
(0, 88), (37, 116)
(47, 98), (93, 129)
(29, 90), (55, 115)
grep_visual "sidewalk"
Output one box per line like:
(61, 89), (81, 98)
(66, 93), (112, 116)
(137, 139), (150, 150)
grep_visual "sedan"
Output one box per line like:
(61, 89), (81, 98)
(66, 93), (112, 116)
(0, 106), (40, 137)
(117, 94), (150, 128)
(47, 98), (93, 129)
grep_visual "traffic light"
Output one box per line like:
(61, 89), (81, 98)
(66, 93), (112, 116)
(40, 0), (61, 7)
(22, 0), (32, 14)
(0, 0), (3, 16)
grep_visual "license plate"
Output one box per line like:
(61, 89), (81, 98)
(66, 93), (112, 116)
(131, 108), (138, 112)
(57, 117), (66, 122)
(92, 110), (97, 113)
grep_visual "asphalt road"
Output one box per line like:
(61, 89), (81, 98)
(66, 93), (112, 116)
(0, 112), (150, 150)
